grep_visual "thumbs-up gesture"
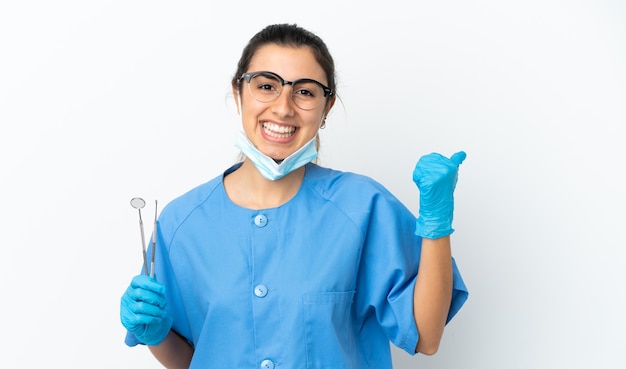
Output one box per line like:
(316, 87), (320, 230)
(412, 151), (466, 239)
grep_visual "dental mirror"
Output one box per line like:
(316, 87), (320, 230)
(130, 197), (149, 275)
(130, 197), (146, 209)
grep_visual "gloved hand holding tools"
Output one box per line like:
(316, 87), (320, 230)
(120, 275), (173, 346)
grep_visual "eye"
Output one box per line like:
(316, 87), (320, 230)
(259, 83), (276, 92)
(295, 88), (315, 98)
(252, 74), (281, 94)
(293, 81), (322, 99)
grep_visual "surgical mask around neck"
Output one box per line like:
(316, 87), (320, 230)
(234, 131), (318, 181)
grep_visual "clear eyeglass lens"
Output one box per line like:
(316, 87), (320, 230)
(248, 73), (325, 110)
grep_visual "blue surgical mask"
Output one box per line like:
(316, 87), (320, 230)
(234, 131), (318, 181)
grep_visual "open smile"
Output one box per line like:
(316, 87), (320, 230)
(262, 122), (297, 139)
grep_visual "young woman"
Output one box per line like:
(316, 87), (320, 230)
(121, 23), (468, 369)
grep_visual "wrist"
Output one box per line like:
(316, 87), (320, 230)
(414, 214), (454, 239)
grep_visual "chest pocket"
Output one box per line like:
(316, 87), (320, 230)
(303, 291), (357, 369)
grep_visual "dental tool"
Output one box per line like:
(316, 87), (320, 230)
(130, 197), (149, 275)
(150, 200), (158, 279)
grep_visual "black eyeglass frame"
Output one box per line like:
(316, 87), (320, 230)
(239, 71), (334, 103)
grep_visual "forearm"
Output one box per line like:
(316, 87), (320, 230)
(148, 330), (194, 369)
(413, 236), (453, 355)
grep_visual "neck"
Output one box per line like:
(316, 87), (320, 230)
(223, 159), (306, 209)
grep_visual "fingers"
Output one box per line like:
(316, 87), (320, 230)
(131, 274), (166, 294)
(121, 280), (169, 332)
(120, 295), (168, 336)
(125, 286), (167, 308)
(125, 277), (167, 308)
(122, 296), (169, 320)
(121, 291), (167, 327)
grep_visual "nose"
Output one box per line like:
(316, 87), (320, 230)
(270, 84), (296, 117)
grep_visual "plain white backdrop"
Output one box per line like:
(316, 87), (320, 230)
(1, 1), (624, 368)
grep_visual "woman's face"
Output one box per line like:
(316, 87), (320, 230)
(233, 44), (334, 161)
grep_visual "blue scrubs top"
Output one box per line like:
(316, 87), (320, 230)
(126, 163), (468, 369)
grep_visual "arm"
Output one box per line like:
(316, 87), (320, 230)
(148, 330), (194, 369)
(413, 236), (453, 355)
(411, 151), (466, 354)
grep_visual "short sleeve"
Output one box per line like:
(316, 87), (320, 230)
(353, 187), (468, 355)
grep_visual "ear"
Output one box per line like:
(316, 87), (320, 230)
(232, 85), (241, 115)
(323, 95), (336, 117)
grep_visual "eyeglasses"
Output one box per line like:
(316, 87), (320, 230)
(239, 71), (334, 110)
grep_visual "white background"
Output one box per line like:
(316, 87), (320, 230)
(1, 1), (624, 368)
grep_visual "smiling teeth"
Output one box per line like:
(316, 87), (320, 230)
(263, 122), (295, 138)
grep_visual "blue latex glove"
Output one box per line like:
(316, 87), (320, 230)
(413, 151), (466, 239)
(120, 275), (173, 346)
